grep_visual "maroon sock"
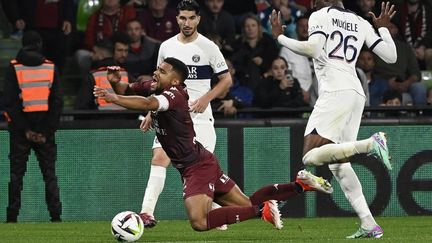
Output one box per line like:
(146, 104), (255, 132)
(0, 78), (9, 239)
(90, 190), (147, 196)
(249, 182), (301, 205)
(207, 206), (260, 230)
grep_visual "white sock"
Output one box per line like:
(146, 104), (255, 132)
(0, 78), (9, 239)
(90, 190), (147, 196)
(329, 163), (377, 231)
(140, 165), (166, 215)
(212, 202), (221, 210)
(303, 138), (373, 166)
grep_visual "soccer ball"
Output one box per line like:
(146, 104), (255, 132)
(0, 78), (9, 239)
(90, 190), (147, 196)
(111, 211), (144, 242)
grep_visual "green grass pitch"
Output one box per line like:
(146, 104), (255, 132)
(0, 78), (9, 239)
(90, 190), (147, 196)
(0, 216), (431, 242)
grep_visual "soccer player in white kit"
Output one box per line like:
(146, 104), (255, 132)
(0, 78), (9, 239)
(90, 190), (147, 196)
(270, 0), (396, 239)
(138, 0), (232, 228)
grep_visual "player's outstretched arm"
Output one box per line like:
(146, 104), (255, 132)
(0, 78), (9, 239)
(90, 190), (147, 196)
(270, 9), (324, 58)
(93, 86), (159, 111)
(367, 2), (397, 63)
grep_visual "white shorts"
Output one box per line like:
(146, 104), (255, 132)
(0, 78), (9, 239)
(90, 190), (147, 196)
(152, 123), (216, 153)
(304, 90), (366, 143)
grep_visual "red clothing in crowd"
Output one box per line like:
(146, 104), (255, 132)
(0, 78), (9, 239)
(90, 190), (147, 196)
(138, 7), (179, 42)
(84, 6), (136, 49)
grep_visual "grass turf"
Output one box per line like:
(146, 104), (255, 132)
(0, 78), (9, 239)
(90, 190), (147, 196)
(0, 216), (431, 242)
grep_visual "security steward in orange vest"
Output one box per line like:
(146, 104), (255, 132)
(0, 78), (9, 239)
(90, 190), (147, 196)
(74, 39), (131, 110)
(3, 31), (63, 223)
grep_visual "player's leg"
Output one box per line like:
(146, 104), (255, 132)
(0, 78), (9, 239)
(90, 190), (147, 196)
(139, 137), (170, 227)
(304, 92), (383, 238)
(302, 91), (390, 169)
(329, 163), (383, 238)
(182, 155), (263, 231)
(193, 122), (228, 229)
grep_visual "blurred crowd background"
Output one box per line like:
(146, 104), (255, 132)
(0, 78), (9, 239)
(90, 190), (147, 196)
(0, 0), (431, 117)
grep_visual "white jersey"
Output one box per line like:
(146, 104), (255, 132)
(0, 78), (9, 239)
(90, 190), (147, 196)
(157, 33), (228, 125)
(308, 6), (385, 96)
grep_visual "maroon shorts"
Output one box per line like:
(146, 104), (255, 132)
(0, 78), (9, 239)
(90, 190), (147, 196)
(180, 153), (235, 199)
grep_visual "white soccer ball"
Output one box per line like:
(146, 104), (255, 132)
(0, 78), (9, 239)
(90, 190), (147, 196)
(111, 211), (144, 242)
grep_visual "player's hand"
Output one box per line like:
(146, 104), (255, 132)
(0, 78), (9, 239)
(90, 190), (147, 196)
(139, 112), (153, 132)
(270, 10), (285, 39)
(107, 66), (122, 83)
(15, 19), (25, 30)
(93, 85), (118, 102)
(189, 96), (210, 113)
(369, 2), (396, 29)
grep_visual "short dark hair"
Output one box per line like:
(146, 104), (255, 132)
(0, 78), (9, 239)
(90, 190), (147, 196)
(111, 31), (130, 45)
(22, 31), (42, 48)
(164, 57), (189, 83)
(177, 0), (200, 15)
(383, 90), (402, 103)
(94, 39), (114, 54)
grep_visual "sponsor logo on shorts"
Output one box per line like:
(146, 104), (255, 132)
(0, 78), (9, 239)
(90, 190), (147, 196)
(209, 183), (215, 192)
(219, 174), (230, 184)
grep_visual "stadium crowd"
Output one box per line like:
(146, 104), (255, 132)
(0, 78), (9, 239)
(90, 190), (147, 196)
(0, 0), (432, 117)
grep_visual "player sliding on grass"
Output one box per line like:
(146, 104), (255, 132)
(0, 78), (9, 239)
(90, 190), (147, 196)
(270, 0), (396, 239)
(94, 57), (333, 231)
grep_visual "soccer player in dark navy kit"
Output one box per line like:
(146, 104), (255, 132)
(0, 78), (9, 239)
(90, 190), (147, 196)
(94, 57), (333, 231)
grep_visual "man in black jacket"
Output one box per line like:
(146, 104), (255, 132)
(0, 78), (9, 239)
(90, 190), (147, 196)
(3, 31), (63, 223)
(1, 0), (73, 69)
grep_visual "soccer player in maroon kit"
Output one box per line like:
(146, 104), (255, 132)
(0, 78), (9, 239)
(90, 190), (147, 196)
(94, 57), (333, 231)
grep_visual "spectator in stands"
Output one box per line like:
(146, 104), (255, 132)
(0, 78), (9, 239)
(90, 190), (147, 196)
(258, 0), (297, 39)
(75, 0), (136, 79)
(223, 0), (256, 33)
(280, 15), (312, 104)
(84, 0), (136, 50)
(125, 19), (160, 80)
(357, 48), (390, 107)
(230, 13), (279, 92)
(111, 31), (131, 69)
(138, 0), (179, 42)
(428, 88), (432, 105)
(75, 37), (132, 110)
(198, 0), (236, 55)
(393, 0), (432, 70)
(254, 56), (305, 108)
(374, 21), (427, 105)
(382, 89), (403, 106)
(1, 0), (73, 69)
(3, 31), (63, 222)
(291, 0), (313, 12)
(211, 59), (254, 117)
(375, 89), (405, 117)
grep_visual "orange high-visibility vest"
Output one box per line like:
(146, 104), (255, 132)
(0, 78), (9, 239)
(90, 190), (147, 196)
(92, 67), (129, 110)
(12, 59), (54, 112)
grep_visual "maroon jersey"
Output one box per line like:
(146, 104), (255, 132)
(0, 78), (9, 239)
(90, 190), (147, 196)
(149, 85), (211, 169)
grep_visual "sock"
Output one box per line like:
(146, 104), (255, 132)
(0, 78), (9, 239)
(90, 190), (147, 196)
(249, 182), (300, 205)
(329, 163), (377, 231)
(303, 138), (373, 166)
(140, 165), (166, 215)
(207, 206), (260, 230)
